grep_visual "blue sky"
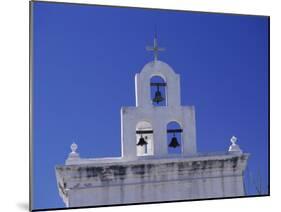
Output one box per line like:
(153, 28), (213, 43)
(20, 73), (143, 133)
(32, 2), (269, 210)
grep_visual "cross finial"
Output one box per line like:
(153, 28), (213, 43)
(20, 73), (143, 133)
(146, 27), (165, 62)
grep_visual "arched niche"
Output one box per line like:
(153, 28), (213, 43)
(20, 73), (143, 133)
(135, 60), (181, 108)
(136, 121), (154, 156)
(150, 75), (167, 106)
(167, 121), (183, 154)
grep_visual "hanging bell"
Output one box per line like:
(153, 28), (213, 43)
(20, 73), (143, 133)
(169, 136), (180, 148)
(137, 135), (148, 146)
(153, 87), (164, 104)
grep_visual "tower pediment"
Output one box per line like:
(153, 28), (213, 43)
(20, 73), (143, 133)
(139, 60), (177, 77)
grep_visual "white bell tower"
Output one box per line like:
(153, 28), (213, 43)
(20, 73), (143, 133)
(56, 34), (249, 208)
(120, 34), (197, 160)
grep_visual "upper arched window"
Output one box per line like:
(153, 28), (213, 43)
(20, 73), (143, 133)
(150, 76), (167, 106)
(167, 121), (183, 154)
(136, 121), (154, 156)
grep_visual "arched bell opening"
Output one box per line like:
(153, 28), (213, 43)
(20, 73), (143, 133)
(136, 121), (154, 156)
(167, 121), (183, 154)
(150, 76), (167, 106)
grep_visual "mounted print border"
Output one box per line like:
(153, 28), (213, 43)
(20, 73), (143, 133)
(30, 1), (270, 211)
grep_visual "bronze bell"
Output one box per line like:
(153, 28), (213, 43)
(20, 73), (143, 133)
(153, 86), (164, 104)
(169, 136), (180, 148)
(137, 135), (148, 146)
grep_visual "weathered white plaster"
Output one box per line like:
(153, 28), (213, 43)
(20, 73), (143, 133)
(56, 153), (249, 207)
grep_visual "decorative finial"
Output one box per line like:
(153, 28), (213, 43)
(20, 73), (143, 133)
(146, 26), (165, 62)
(71, 142), (78, 153)
(230, 136), (237, 145)
(228, 136), (242, 154)
(67, 142), (80, 161)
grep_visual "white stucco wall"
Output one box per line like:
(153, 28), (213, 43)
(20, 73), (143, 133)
(56, 153), (249, 208)
(121, 106), (196, 160)
(121, 60), (196, 160)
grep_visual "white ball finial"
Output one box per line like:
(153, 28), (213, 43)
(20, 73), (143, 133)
(230, 136), (237, 145)
(67, 142), (80, 161)
(228, 135), (242, 154)
(71, 142), (78, 153)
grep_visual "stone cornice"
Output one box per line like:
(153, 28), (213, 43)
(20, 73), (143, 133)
(56, 153), (249, 201)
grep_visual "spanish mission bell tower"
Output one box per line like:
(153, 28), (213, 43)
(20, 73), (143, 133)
(121, 33), (196, 160)
(55, 34), (249, 208)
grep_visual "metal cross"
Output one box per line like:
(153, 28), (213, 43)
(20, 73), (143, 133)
(146, 31), (165, 62)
